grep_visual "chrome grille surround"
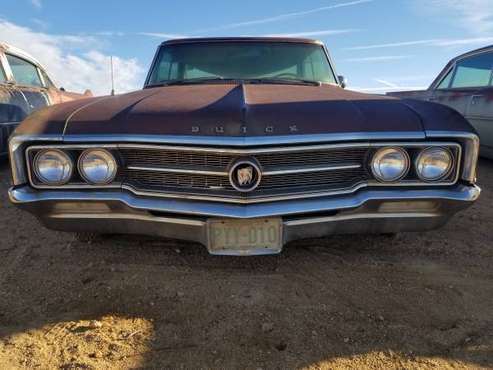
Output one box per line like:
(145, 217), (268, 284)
(25, 142), (462, 204)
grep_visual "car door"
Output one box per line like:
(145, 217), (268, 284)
(460, 51), (493, 158)
(429, 62), (476, 117)
(467, 87), (493, 158)
(4, 53), (50, 116)
(0, 52), (30, 123)
(0, 51), (33, 153)
(431, 49), (493, 158)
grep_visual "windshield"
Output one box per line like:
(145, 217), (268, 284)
(146, 41), (337, 86)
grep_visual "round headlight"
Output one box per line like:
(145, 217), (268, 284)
(78, 149), (117, 185)
(416, 147), (452, 181)
(34, 149), (73, 185)
(371, 147), (410, 182)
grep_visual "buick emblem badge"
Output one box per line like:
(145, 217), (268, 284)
(229, 159), (262, 192)
(237, 166), (253, 186)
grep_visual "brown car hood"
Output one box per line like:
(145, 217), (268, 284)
(58, 84), (427, 136)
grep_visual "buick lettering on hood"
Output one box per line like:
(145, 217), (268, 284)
(8, 38), (481, 255)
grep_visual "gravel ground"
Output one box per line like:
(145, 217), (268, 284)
(0, 159), (492, 370)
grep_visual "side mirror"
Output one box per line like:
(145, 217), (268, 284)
(59, 87), (66, 92)
(338, 75), (348, 89)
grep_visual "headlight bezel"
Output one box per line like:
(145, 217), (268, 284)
(33, 148), (74, 185)
(415, 146), (454, 182)
(77, 148), (118, 185)
(371, 146), (411, 183)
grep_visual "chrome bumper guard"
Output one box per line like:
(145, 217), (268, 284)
(9, 184), (480, 255)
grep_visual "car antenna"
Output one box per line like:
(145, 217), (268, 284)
(110, 56), (115, 96)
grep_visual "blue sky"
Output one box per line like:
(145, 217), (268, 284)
(1, 0), (493, 95)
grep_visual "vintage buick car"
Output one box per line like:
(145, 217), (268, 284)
(0, 42), (92, 155)
(389, 44), (493, 159)
(8, 37), (481, 255)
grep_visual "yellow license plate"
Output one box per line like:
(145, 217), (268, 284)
(207, 218), (283, 255)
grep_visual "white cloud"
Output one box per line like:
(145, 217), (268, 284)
(351, 85), (426, 93)
(352, 76), (430, 94)
(267, 29), (359, 38)
(419, 0), (493, 35)
(31, 18), (49, 30)
(373, 79), (399, 88)
(374, 75), (434, 83)
(193, 0), (373, 33)
(435, 36), (493, 47)
(0, 20), (145, 96)
(346, 39), (440, 50)
(93, 31), (126, 37)
(31, 0), (42, 9)
(346, 36), (493, 51)
(343, 55), (413, 62)
(138, 32), (188, 39)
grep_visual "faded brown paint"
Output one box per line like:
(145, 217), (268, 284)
(46, 86), (92, 105)
(16, 82), (473, 138)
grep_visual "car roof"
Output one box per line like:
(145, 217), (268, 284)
(0, 41), (46, 70)
(449, 44), (493, 62)
(160, 37), (324, 46)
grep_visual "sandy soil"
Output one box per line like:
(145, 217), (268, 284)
(0, 159), (492, 370)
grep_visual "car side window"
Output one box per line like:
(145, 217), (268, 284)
(450, 51), (493, 89)
(0, 55), (7, 82)
(436, 68), (453, 89)
(5, 53), (43, 87)
(0, 66), (6, 82)
(40, 68), (55, 88)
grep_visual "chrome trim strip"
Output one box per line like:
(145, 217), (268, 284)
(23, 141), (462, 204)
(26, 140), (457, 154)
(49, 212), (206, 227)
(62, 97), (112, 136)
(284, 211), (441, 227)
(122, 183), (369, 204)
(61, 132), (426, 146)
(126, 166), (229, 177)
(263, 164), (362, 176)
(126, 163), (363, 177)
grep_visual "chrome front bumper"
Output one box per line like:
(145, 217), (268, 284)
(9, 184), (480, 255)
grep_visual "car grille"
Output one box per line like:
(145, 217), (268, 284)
(117, 145), (370, 201)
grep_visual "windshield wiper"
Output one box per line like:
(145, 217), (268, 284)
(246, 78), (322, 86)
(147, 77), (233, 88)
(146, 77), (322, 88)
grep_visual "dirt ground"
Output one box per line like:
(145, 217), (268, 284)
(0, 159), (492, 370)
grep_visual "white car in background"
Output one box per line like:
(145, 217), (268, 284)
(0, 42), (91, 155)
